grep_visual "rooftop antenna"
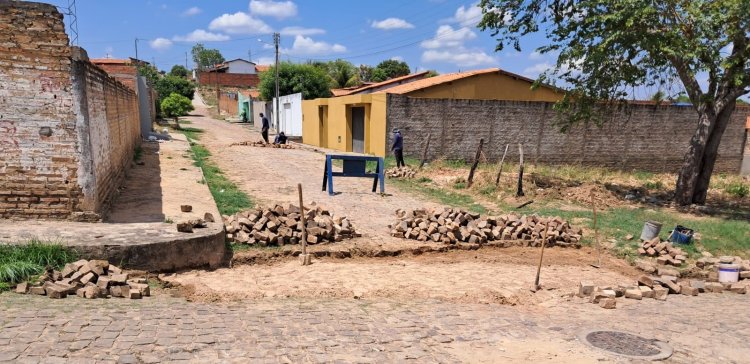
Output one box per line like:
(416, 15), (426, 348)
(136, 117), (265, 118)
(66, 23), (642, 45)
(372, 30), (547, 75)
(67, 0), (79, 45)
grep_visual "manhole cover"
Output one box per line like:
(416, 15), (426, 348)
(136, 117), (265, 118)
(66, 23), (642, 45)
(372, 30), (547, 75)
(579, 330), (673, 360)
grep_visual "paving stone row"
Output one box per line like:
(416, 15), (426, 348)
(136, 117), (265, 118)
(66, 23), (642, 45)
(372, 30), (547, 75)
(0, 293), (748, 363)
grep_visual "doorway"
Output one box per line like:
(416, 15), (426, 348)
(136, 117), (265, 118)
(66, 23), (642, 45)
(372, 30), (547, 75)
(351, 107), (365, 153)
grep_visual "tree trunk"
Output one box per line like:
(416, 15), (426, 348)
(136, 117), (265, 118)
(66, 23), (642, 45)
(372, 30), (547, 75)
(691, 101), (736, 204)
(674, 102), (735, 206)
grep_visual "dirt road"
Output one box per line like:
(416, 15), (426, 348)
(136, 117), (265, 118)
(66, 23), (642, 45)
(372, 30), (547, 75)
(185, 96), (441, 245)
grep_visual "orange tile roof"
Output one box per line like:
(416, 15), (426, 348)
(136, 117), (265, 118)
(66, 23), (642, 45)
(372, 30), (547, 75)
(381, 68), (504, 95)
(255, 65), (271, 72)
(341, 71), (431, 96)
(90, 58), (131, 65)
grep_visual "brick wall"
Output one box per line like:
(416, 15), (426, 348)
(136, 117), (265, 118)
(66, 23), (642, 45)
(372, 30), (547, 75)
(91, 63), (137, 91)
(386, 95), (747, 173)
(0, 1), (140, 220)
(197, 71), (259, 88)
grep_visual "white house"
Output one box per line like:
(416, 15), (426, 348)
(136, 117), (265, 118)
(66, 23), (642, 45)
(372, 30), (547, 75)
(273, 93), (303, 137)
(221, 59), (256, 74)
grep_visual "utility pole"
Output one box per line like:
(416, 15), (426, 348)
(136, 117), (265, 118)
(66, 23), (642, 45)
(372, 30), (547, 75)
(185, 52), (188, 69)
(134, 38), (139, 61)
(274, 32), (280, 131)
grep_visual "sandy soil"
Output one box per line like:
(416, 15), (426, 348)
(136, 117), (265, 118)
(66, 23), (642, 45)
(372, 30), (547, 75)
(164, 247), (640, 305)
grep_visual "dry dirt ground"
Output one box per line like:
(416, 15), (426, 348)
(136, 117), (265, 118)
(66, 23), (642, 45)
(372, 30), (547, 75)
(164, 247), (638, 305)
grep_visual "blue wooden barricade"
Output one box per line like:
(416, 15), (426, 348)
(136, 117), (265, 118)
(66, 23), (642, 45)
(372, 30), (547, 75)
(322, 154), (385, 196)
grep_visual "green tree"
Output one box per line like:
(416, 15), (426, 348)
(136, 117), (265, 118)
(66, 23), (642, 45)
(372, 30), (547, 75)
(137, 64), (160, 85)
(155, 75), (195, 101)
(327, 59), (359, 88)
(358, 64), (374, 82)
(479, 0), (750, 206)
(374, 59), (411, 79)
(370, 68), (388, 83)
(259, 62), (332, 100)
(191, 43), (225, 70)
(674, 94), (692, 103)
(169, 65), (189, 78)
(651, 90), (666, 104)
(160, 93), (194, 124)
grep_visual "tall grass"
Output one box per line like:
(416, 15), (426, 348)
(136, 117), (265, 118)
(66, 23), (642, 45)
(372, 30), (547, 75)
(0, 240), (77, 289)
(182, 128), (254, 216)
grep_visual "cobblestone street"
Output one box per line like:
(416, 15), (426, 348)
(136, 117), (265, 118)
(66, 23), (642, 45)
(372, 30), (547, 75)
(1, 292), (749, 363)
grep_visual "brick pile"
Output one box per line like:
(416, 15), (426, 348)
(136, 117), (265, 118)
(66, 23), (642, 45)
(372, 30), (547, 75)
(230, 141), (294, 149)
(14, 259), (150, 299)
(389, 208), (582, 247)
(224, 203), (360, 246)
(581, 271), (748, 309)
(637, 238), (687, 266)
(386, 167), (417, 179)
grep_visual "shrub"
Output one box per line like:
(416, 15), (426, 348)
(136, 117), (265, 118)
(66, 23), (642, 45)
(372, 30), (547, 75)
(161, 93), (194, 123)
(726, 182), (749, 198)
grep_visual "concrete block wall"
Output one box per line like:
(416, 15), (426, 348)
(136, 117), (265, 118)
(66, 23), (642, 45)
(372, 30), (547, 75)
(0, 1), (140, 220)
(386, 95), (747, 173)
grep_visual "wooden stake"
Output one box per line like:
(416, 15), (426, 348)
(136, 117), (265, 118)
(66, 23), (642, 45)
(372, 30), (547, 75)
(466, 138), (484, 188)
(533, 219), (549, 290)
(494, 144), (509, 186)
(516, 143), (525, 197)
(298, 183), (310, 266)
(591, 190), (602, 268)
(419, 133), (432, 170)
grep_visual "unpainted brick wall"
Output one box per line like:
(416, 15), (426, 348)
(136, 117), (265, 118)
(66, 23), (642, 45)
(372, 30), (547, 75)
(197, 72), (260, 88)
(386, 95), (747, 173)
(91, 63), (137, 91)
(0, 1), (140, 220)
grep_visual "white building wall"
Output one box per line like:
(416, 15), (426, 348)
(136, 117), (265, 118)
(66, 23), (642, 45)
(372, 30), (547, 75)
(273, 93), (303, 137)
(226, 60), (256, 74)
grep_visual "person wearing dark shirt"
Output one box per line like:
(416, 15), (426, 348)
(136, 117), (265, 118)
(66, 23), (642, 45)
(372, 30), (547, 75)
(274, 131), (287, 145)
(391, 128), (405, 168)
(260, 112), (270, 143)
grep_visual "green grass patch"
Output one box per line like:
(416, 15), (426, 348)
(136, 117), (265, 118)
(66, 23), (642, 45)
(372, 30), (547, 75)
(725, 182), (749, 198)
(133, 145), (143, 162)
(182, 128), (253, 216)
(389, 178), (486, 214)
(0, 240), (77, 290)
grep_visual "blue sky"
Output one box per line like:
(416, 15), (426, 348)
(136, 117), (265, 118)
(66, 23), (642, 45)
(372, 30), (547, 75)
(45, 0), (557, 77)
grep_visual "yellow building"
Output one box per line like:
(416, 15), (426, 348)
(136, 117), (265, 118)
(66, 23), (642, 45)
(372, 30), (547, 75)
(302, 68), (562, 156)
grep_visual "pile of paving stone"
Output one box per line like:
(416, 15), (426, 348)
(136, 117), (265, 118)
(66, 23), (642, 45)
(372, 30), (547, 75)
(224, 203), (360, 245)
(230, 141), (294, 149)
(386, 166), (417, 179)
(637, 238), (687, 266)
(14, 259), (149, 300)
(580, 272), (747, 309)
(389, 207), (582, 247)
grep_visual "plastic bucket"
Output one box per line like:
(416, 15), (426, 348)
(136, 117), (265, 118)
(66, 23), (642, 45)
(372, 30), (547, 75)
(640, 221), (662, 241)
(669, 225), (694, 245)
(718, 263), (740, 283)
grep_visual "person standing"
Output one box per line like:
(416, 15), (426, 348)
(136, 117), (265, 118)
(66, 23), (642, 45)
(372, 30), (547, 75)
(260, 112), (270, 143)
(391, 128), (405, 168)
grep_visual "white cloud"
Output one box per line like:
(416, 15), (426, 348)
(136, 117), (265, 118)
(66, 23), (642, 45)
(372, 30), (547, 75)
(255, 57), (275, 66)
(453, 3), (482, 27)
(173, 29), (230, 42)
(160, 4), (167, 10)
(249, 0), (297, 19)
(523, 62), (553, 77)
(420, 25), (476, 49)
(182, 6), (201, 16)
(283, 35), (346, 56)
(391, 56), (404, 62)
(149, 38), (173, 51)
(421, 49), (496, 67)
(529, 51), (543, 60)
(209, 12), (272, 35)
(371, 18), (415, 30)
(280, 26), (325, 36)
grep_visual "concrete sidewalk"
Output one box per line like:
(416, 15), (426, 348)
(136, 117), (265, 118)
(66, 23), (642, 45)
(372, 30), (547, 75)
(0, 132), (225, 272)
